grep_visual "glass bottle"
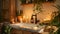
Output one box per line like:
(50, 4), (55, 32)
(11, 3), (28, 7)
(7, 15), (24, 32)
(31, 13), (37, 24)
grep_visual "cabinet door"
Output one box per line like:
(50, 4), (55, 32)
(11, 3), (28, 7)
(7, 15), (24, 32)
(11, 29), (22, 34)
(32, 32), (40, 34)
(1, 0), (16, 22)
(23, 31), (32, 34)
(0, 23), (3, 34)
(1, 0), (10, 21)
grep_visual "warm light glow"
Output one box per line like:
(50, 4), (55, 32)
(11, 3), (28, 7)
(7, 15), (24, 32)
(33, 27), (38, 30)
(44, 18), (51, 21)
(21, 3), (58, 23)
(10, 16), (15, 24)
(26, 16), (29, 19)
(26, 16), (29, 23)
(23, 16), (26, 23)
(20, 18), (23, 23)
(44, 15), (51, 21)
(23, 15), (26, 18)
(17, 16), (22, 22)
(23, 4), (33, 21)
(23, 15), (29, 23)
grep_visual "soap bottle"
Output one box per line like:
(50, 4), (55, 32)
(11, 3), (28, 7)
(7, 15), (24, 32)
(31, 13), (37, 24)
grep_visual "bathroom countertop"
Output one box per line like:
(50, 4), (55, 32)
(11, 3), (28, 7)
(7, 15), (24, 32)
(10, 23), (45, 33)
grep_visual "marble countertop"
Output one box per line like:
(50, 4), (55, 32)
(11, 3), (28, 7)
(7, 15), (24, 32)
(10, 23), (46, 33)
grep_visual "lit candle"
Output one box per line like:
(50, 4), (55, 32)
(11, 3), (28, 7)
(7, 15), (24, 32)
(23, 16), (26, 23)
(26, 16), (29, 23)
(11, 18), (15, 24)
(20, 18), (23, 23)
